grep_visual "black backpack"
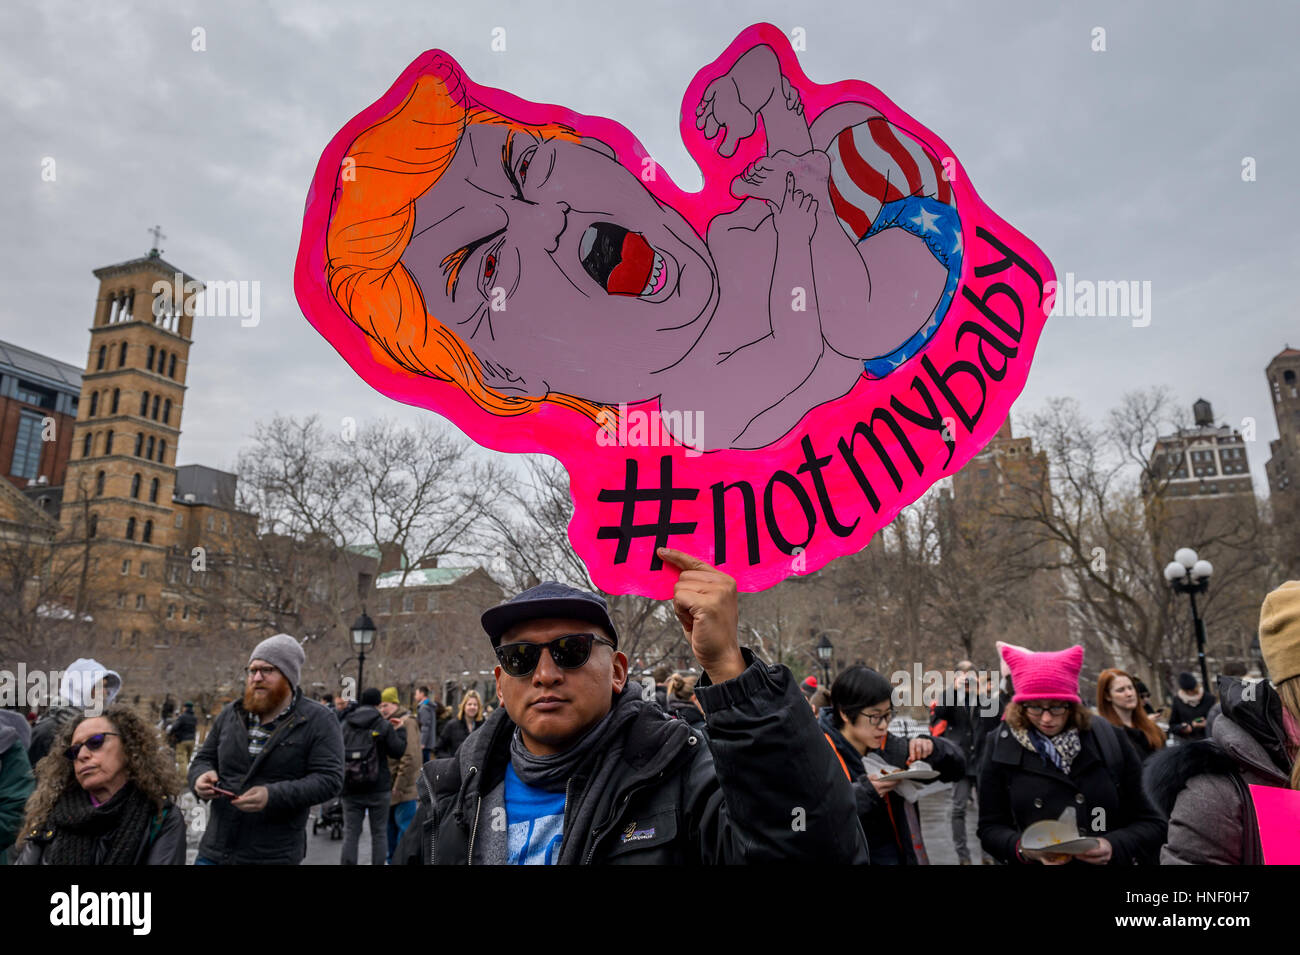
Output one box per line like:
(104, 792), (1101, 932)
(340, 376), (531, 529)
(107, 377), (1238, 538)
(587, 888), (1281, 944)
(342, 717), (382, 792)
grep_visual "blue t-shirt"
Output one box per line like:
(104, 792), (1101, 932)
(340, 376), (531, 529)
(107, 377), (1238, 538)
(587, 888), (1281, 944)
(504, 763), (566, 865)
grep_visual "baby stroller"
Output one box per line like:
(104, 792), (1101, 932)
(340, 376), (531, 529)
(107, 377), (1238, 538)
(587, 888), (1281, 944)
(313, 796), (343, 840)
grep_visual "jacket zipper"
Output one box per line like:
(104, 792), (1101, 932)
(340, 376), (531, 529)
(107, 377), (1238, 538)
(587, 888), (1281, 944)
(420, 769), (437, 865)
(466, 793), (482, 865)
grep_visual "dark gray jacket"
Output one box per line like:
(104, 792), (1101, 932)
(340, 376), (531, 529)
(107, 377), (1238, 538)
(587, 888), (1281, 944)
(188, 689), (343, 864)
(16, 797), (187, 866)
(397, 650), (869, 865)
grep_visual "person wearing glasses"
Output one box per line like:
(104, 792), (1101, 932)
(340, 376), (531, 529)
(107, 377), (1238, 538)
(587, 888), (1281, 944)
(395, 550), (867, 864)
(15, 705), (186, 865)
(188, 634), (344, 865)
(977, 643), (1166, 865)
(819, 665), (965, 865)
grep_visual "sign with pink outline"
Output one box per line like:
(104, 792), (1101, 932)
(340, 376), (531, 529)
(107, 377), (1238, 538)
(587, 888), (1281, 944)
(295, 23), (1055, 598)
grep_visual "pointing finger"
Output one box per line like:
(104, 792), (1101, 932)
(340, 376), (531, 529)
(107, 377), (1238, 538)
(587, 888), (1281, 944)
(657, 547), (715, 573)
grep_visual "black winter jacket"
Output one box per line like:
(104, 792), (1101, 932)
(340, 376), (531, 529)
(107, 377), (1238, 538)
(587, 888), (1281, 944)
(667, 699), (708, 731)
(341, 705), (405, 794)
(931, 700), (982, 778)
(168, 712), (197, 744)
(1169, 692), (1216, 741)
(188, 690), (344, 864)
(435, 715), (484, 758)
(17, 797), (187, 865)
(978, 718), (1166, 865)
(396, 650), (868, 864)
(820, 709), (965, 864)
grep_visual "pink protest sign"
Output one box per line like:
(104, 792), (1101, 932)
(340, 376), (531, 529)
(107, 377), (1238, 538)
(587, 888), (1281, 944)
(1249, 784), (1300, 864)
(295, 23), (1055, 598)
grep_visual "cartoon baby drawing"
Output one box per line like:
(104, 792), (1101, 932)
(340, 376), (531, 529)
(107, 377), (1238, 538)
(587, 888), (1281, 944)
(320, 35), (958, 451)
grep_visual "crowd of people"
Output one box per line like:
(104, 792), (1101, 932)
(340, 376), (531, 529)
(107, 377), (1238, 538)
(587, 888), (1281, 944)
(1, 559), (1297, 867)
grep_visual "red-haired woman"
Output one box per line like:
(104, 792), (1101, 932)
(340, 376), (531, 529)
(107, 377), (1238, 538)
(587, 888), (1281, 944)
(1097, 669), (1165, 762)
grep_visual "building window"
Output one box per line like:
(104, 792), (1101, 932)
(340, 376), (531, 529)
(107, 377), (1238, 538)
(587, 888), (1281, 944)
(121, 559), (131, 575)
(126, 517), (137, 540)
(88, 392), (98, 417)
(403, 594), (414, 613)
(175, 512), (184, 528)
(116, 593), (125, 608)
(207, 514), (214, 531)
(97, 345), (106, 370)
(111, 388), (120, 414)
(130, 473), (141, 498)
(140, 560), (149, 576)
(167, 604), (176, 619)
(95, 470), (105, 496)
(197, 608), (205, 623)
(134, 433), (143, 456)
(182, 605), (189, 620)
(136, 594), (145, 610)
(14, 380), (56, 409)
(158, 349), (167, 375)
(82, 433), (92, 458)
(152, 395), (160, 419)
(221, 517), (228, 533)
(88, 513), (98, 538)
(150, 477), (159, 503)
(105, 429), (114, 455)
(168, 354), (176, 378)
(163, 398), (172, 424)
(142, 521), (153, 544)
(118, 342), (127, 367)
(379, 597), (390, 614)
(9, 411), (43, 480)
(158, 439), (166, 463)
(146, 436), (155, 459)
(147, 345), (156, 370)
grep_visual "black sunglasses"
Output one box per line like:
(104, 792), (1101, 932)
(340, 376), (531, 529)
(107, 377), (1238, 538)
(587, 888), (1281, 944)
(495, 632), (616, 677)
(64, 732), (120, 760)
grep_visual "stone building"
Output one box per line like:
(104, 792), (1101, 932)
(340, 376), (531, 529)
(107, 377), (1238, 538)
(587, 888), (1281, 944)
(1264, 347), (1300, 575)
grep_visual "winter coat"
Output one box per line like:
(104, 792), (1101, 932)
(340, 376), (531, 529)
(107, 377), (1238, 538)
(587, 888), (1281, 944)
(16, 797), (187, 866)
(931, 698), (983, 778)
(168, 712), (197, 744)
(1118, 723), (1160, 762)
(667, 698), (708, 731)
(435, 715), (484, 758)
(820, 709), (965, 864)
(417, 700), (437, 752)
(341, 705), (405, 795)
(396, 650), (869, 864)
(389, 708), (421, 804)
(1145, 677), (1292, 865)
(1169, 691), (1216, 741)
(28, 706), (82, 766)
(187, 689), (344, 864)
(0, 720), (35, 865)
(978, 716), (1166, 865)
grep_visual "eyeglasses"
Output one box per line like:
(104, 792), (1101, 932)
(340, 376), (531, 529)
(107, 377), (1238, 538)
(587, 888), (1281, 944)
(246, 665), (279, 680)
(64, 732), (120, 760)
(494, 632), (616, 677)
(855, 709), (893, 727)
(1024, 703), (1070, 716)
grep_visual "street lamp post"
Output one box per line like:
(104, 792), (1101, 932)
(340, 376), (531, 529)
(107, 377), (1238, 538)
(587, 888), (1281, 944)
(1163, 548), (1214, 695)
(350, 611), (377, 691)
(815, 632), (834, 687)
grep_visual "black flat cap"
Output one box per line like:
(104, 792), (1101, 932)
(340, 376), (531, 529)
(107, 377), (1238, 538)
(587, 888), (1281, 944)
(481, 581), (619, 648)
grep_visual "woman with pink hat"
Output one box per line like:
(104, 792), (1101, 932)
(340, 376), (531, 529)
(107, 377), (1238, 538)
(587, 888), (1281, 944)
(977, 643), (1166, 865)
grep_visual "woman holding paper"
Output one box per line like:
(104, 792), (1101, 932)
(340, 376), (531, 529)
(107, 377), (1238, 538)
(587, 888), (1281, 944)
(1147, 581), (1300, 864)
(977, 644), (1166, 865)
(818, 666), (964, 864)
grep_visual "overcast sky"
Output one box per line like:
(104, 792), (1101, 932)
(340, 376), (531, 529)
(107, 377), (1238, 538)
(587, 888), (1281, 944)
(3, 0), (1296, 496)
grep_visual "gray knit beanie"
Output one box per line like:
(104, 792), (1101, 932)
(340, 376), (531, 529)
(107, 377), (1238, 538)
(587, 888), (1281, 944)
(249, 633), (305, 690)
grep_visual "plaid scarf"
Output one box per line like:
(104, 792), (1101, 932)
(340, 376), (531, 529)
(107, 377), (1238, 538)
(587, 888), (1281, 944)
(246, 689), (299, 758)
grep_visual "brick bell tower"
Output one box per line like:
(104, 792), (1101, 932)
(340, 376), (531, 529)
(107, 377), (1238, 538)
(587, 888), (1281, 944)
(59, 234), (201, 645)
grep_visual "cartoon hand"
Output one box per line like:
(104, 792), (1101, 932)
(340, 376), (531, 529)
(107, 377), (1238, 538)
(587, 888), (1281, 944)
(696, 75), (757, 158)
(769, 172), (818, 242)
(732, 150), (830, 205)
(780, 74), (803, 116)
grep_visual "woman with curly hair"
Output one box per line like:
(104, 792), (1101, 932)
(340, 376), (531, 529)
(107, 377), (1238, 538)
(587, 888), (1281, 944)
(15, 705), (186, 865)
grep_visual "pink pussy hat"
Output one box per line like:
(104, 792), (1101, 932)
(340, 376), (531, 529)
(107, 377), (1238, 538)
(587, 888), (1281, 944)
(997, 642), (1083, 704)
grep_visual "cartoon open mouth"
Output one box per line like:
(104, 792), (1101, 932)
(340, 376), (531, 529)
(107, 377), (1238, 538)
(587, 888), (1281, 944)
(580, 222), (666, 297)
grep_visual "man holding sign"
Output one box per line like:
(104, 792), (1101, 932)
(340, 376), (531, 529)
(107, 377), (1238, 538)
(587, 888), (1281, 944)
(396, 549), (867, 864)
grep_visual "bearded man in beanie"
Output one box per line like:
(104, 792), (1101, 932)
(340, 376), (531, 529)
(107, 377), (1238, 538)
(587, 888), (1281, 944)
(396, 549), (867, 864)
(189, 634), (344, 864)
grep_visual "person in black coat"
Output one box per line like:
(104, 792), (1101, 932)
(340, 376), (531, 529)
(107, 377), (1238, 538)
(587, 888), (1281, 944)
(978, 643), (1166, 866)
(930, 663), (990, 864)
(435, 690), (485, 758)
(822, 666), (965, 865)
(16, 706), (186, 865)
(338, 688), (406, 865)
(1169, 672), (1216, 742)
